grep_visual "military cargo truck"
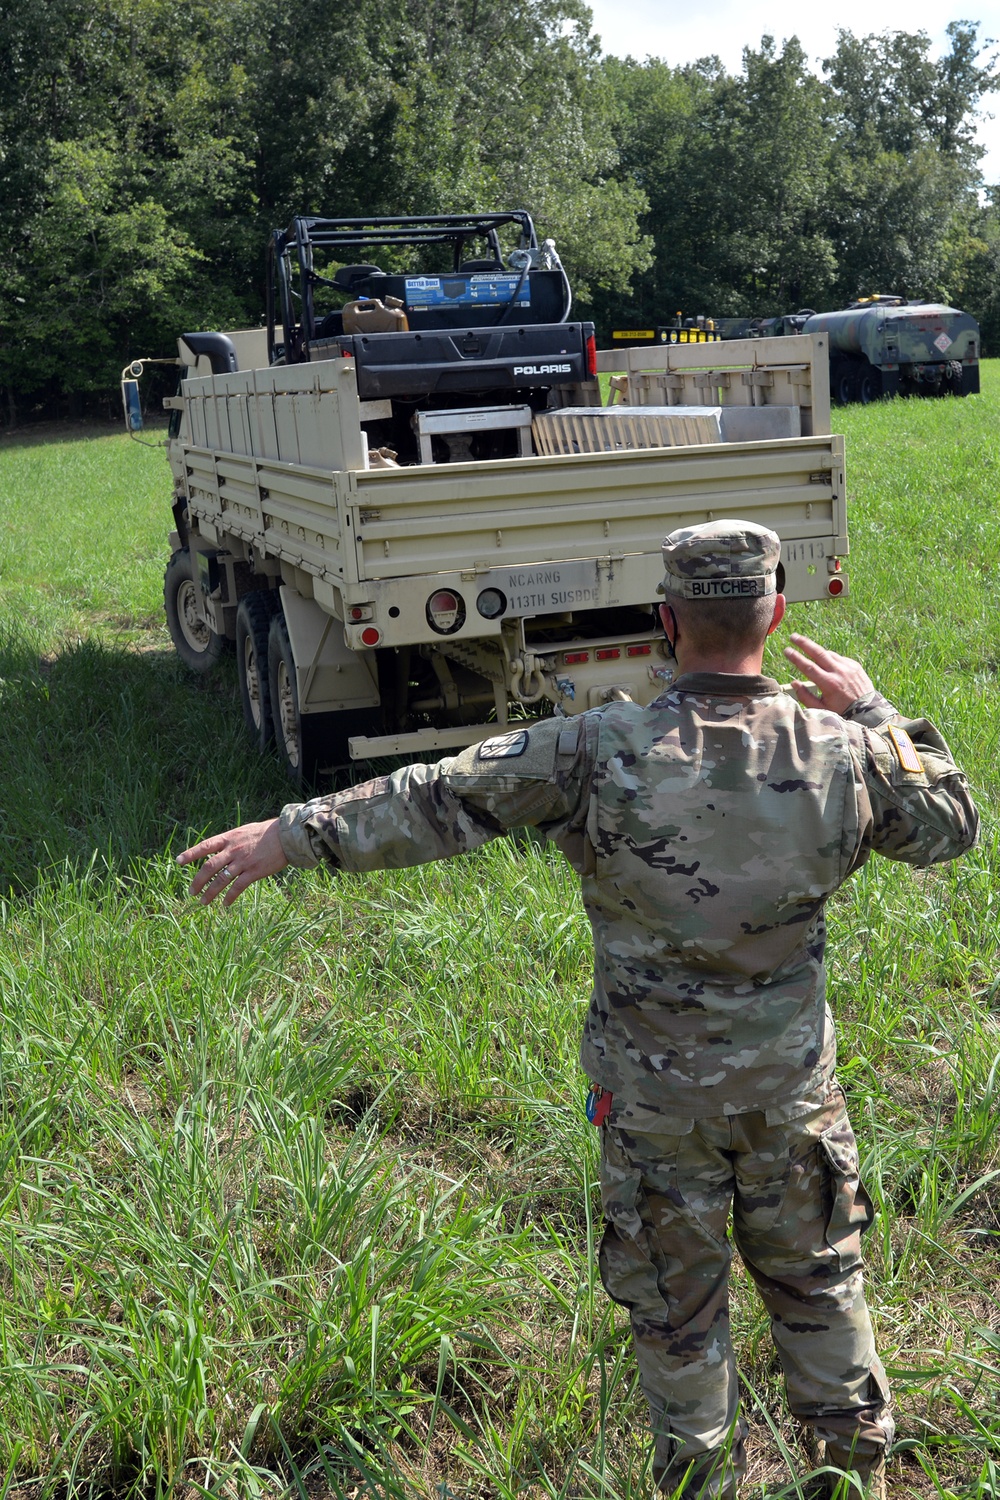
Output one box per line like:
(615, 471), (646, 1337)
(145, 212), (849, 787)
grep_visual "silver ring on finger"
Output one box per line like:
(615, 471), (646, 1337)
(221, 866), (232, 878)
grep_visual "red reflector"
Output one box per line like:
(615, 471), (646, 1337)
(350, 606), (365, 621)
(360, 626), (381, 645)
(828, 578), (845, 596)
(586, 333), (597, 378)
(596, 648), (620, 660)
(627, 644), (652, 656)
(564, 650), (589, 664)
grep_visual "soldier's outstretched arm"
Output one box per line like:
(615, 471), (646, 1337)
(784, 632), (978, 867)
(179, 717), (595, 906)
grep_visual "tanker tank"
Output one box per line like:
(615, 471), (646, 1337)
(802, 296), (979, 405)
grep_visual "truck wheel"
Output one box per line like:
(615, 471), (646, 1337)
(267, 615), (384, 788)
(858, 364), (883, 405)
(832, 361), (858, 407)
(266, 614), (348, 788)
(164, 548), (227, 672)
(236, 592), (280, 750)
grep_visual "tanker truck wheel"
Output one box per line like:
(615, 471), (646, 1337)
(236, 591), (280, 751)
(832, 360), (859, 407)
(164, 548), (227, 672)
(858, 363), (883, 405)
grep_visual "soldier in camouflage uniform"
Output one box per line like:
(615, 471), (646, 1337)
(179, 520), (978, 1498)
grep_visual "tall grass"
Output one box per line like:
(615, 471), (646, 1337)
(0, 382), (998, 1498)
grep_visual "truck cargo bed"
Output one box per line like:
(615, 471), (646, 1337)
(182, 429), (846, 654)
(162, 332), (848, 774)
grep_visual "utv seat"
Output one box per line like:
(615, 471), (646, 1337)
(315, 310), (345, 338)
(332, 264), (384, 293)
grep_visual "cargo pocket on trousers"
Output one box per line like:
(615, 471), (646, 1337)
(598, 1129), (651, 1309)
(600, 1128), (646, 1242)
(818, 1121), (874, 1272)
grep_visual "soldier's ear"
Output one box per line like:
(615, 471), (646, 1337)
(766, 595), (786, 636)
(658, 602), (678, 645)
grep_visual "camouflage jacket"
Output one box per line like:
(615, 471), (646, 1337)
(278, 674), (978, 1126)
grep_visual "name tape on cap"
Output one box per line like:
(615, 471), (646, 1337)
(685, 577), (768, 598)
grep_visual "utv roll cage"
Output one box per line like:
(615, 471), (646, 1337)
(264, 211), (577, 365)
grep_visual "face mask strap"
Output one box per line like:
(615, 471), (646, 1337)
(662, 606), (678, 660)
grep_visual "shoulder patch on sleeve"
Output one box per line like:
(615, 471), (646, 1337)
(477, 730), (529, 760)
(885, 724), (924, 774)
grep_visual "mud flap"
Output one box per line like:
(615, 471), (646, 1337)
(279, 585), (380, 713)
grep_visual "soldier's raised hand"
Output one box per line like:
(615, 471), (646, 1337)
(783, 634), (876, 716)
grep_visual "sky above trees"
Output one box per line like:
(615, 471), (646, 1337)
(585, 2), (1000, 183)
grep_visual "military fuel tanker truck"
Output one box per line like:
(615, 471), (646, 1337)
(801, 297), (980, 405)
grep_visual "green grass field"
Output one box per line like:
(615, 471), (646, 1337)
(0, 380), (998, 1500)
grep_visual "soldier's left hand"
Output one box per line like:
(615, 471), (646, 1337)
(784, 634), (875, 715)
(177, 818), (288, 905)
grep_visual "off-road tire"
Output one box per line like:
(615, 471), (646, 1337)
(267, 614), (384, 789)
(236, 591), (281, 750)
(832, 360), (859, 407)
(858, 362), (883, 405)
(164, 548), (227, 672)
(266, 613), (344, 789)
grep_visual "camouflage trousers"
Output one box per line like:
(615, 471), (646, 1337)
(598, 1089), (893, 1489)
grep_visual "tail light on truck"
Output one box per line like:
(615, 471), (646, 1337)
(426, 589), (466, 634)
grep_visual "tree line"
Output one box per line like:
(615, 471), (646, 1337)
(1, 0), (997, 420)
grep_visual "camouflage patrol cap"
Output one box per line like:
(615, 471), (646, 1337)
(658, 518), (780, 600)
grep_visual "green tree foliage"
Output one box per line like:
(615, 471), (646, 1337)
(0, 0), (648, 415)
(711, 39), (837, 312)
(242, 0), (649, 295)
(951, 189), (1000, 352)
(591, 40), (835, 330)
(15, 137), (200, 393)
(0, 0), (258, 414)
(821, 22), (999, 304)
(591, 22), (998, 340)
(825, 22), (995, 164)
(2, 6), (999, 413)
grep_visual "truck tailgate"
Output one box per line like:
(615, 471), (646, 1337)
(350, 435), (846, 580)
